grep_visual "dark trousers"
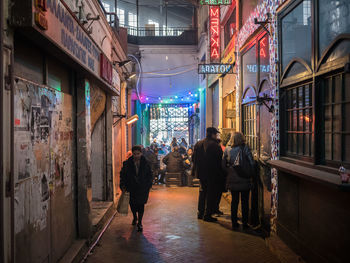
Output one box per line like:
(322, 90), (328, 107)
(215, 191), (223, 212)
(182, 172), (187, 186)
(231, 190), (250, 225)
(130, 202), (145, 224)
(159, 168), (166, 184)
(198, 180), (219, 217)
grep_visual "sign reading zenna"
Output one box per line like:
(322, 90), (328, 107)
(198, 64), (235, 74)
(44, 0), (100, 77)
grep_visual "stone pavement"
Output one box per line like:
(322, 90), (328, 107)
(85, 186), (280, 263)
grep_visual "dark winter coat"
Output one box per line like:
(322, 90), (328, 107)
(192, 137), (224, 184)
(162, 151), (184, 173)
(120, 156), (153, 204)
(222, 144), (255, 191)
(144, 149), (159, 172)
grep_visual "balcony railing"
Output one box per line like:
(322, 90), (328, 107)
(120, 25), (193, 37)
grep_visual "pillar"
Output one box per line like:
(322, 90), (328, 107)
(105, 95), (114, 201)
(76, 79), (92, 238)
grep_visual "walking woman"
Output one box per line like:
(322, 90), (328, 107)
(120, 145), (153, 232)
(222, 132), (255, 230)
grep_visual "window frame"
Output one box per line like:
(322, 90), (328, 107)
(278, 0), (350, 169)
(240, 31), (271, 156)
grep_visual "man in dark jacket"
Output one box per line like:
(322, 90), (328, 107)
(192, 127), (224, 222)
(120, 146), (153, 232)
(162, 146), (184, 174)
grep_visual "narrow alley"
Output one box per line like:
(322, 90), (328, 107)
(85, 186), (279, 263)
(1, 0), (350, 262)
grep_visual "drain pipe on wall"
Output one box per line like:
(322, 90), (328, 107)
(80, 210), (119, 262)
(0, 0), (4, 259)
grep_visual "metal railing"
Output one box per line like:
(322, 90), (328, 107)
(120, 25), (194, 37)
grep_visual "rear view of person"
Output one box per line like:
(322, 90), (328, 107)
(222, 132), (255, 230)
(193, 127), (224, 222)
(163, 146), (185, 185)
(120, 146), (153, 232)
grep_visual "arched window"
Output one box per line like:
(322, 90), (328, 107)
(278, 0), (350, 166)
(242, 86), (258, 151)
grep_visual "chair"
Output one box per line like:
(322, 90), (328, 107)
(165, 172), (181, 187)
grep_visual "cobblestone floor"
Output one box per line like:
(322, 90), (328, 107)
(86, 186), (279, 263)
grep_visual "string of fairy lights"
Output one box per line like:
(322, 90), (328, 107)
(139, 89), (202, 105)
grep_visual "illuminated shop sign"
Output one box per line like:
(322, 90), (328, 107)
(200, 0), (232, 5)
(210, 6), (220, 61)
(100, 54), (113, 84)
(198, 64), (235, 74)
(246, 64), (270, 73)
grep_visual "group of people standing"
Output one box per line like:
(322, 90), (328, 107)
(119, 127), (255, 232)
(192, 127), (255, 229)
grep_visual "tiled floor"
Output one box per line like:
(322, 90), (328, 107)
(86, 186), (279, 263)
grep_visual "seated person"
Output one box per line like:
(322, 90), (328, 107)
(162, 146), (185, 184)
(183, 148), (194, 186)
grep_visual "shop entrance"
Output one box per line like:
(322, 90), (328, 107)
(149, 104), (191, 146)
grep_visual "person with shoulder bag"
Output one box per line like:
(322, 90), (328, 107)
(222, 132), (255, 230)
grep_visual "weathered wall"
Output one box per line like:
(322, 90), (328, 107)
(91, 112), (106, 201)
(13, 79), (75, 263)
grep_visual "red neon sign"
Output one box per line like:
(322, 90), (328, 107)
(260, 37), (267, 58)
(210, 6), (220, 61)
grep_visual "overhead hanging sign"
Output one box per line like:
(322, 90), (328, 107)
(210, 6), (220, 62)
(198, 64), (235, 74)
(200, 0), (232, 5)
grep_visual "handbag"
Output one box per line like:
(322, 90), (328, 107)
(230, 145), (253, 179)
(117, 191), (130, 215)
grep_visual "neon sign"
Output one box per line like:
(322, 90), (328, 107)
(198, 64), (235, 74)
(200, 0), (232, 5)
(246, 64), (270, 73)
(260, 37), (267, 58)
(210, 6), (220, 61)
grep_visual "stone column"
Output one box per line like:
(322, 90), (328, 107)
(76, 79), (92, 238)
(105, 95), (114, 201)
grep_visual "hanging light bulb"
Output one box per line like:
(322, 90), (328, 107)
(195, 94), (198, 97)
(159, 97), (161, 100)
(146, 97), (149, 101)
(175, 96), (178, 99)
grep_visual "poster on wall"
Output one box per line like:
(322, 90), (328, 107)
(90, 85), (106, 131)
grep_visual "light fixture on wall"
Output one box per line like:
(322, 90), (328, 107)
(254, 13), (272, 36)
(256, 94), (275, 113)
(126, 114), (139, 125)
(123, 72), (136, 81)
(113, 114), (139, 126)
(128, 73), (136, 80)
(113, 60), (132, 67)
